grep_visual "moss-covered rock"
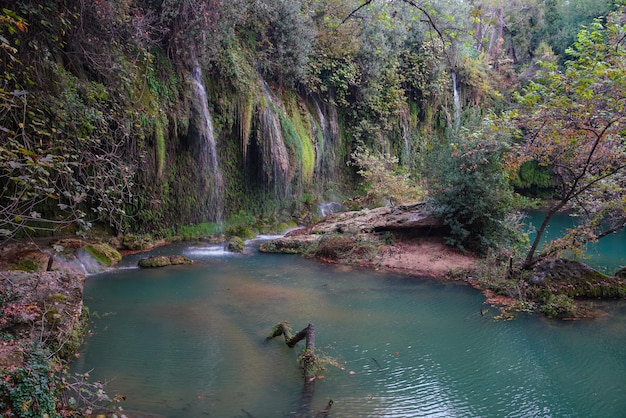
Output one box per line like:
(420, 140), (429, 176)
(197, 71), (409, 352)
(138, 255), (194, 268)
(226, 236), (246, 253)
(83, 243), (122, 267)
(259, 235), (320, 254)
(529, 258), (626, 299)
(122, 234), (155, 250)
(226, 226), (256, 240)
(9, 251), (50, 272)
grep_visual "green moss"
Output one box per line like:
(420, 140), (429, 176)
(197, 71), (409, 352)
(122, 234), (155, 250)
(283, 93), (315, 182)
(55, 306), (90, 360)
(541, 294), (577, 318)
(155, 117), (166, 178)
(11, 259), (39, 273)
(138, 255), (193, 268)
(277, 105), (304, 168)
(227, 236), (246, 253)
(83, 243), (122, 267)
(226, 225), (256, 239)
(179, 222), (222, 240)
(138, 255), (171, 268)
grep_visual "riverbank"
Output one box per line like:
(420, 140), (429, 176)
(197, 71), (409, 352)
(2, 202), (625, 414)
(260, 202), (477, 278)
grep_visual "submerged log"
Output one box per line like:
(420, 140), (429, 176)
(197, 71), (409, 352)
(267, 322), (315, 352)
(267, 322), (333, 417)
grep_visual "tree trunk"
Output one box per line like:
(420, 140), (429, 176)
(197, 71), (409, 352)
(267, 322), (334, 417)
(523, 200), (568, 269)
(267, 322), (317, 380)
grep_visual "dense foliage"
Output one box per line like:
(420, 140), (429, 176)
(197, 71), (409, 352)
(507, 5), (626, 268)
(0, 0), (622, 258)
(426, 118), (521, 255)
(1, 1), (625, 413)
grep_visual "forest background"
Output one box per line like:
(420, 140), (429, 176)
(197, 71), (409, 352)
(0, 0), (624, 265)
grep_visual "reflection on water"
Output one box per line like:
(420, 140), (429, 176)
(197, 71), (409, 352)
(73, 245), (626, 417)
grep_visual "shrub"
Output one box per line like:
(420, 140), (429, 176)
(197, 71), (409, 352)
(541, 294), (577, 318)
(350, 146), (424, 208)
(314, 234), (378, 262)
(426, 120), (522, 255)
(0, 347), (58, 417)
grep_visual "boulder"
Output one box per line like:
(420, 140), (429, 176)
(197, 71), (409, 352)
(226, 236), (245, 253)
(83, 243), (122, 267)
(309, 202), (441, 235)
(530, 258), (626, 299)
(138, 255), (194, 268)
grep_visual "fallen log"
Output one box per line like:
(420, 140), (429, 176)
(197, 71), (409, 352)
(267, 322), (334, 417)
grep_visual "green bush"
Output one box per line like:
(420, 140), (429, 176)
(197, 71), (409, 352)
(0, 347), (59, 417)
(541, 294), (577, 318)
(426, 126), (521, 255)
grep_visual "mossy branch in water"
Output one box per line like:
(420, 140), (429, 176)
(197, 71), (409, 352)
(267, 322), (320, 381)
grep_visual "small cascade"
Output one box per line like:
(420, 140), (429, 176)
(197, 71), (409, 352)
(400, 114), (411, 167)
(258, 81), (291, 199)
(311, 96), (341, 193)
(451, 71), (461, 130)
(312, 98), (327, 172)
(317, 201), (346, 217)
(190, 61), (224, 221)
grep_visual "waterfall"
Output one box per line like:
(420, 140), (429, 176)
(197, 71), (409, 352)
(317, 201), (346, 217)
(190, 61), (223, 222)
(401, 117), (411, 167)
(451, 71), (461, 130)
(259, 81), (291, 199)
(311, 96), (342, 195)
(312, 98), (327, 175)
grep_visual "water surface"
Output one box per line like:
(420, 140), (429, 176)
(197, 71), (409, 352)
(525, 210), (626, 273)
(74, 243), (626, 417)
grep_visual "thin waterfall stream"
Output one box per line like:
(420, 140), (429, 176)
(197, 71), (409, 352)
(190, 61), (224, 221)
(451, 71), (461, 130)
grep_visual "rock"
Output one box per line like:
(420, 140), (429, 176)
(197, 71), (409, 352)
(138, 255), (194, 268)
(261, 202), (442, 255)
(83, 243), (122, 267)
(530, 258), (626, 299)
(226, 236), (245, 253)
(0, 270), (86, 360)
(615, 266), (626, 280)
(0, 345), (24, 368)
(122, 234), (155, 250)
(309, 202), (441, 235)
(259, 235), (320, 254)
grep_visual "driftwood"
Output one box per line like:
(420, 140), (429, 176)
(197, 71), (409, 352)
(267, 322), (317, 380)
(267, 322), (334, 417)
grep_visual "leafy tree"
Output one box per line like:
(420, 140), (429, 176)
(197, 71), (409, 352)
(507, 5), (626, 269)
(237, 0), (315, 87)
(160, 0), (247, 66)
(350, 146), (424, 207)
(427, 117), (520, 255)
(537, 0), (615, 59)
